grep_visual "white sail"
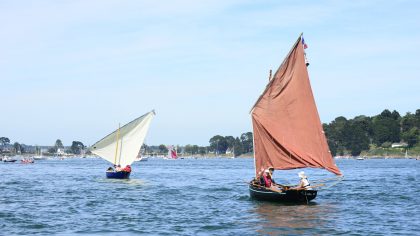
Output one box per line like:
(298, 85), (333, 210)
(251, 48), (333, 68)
(90, 110), (155, 167)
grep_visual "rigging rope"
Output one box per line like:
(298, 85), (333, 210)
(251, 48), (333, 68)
(314, 176), (344, 190)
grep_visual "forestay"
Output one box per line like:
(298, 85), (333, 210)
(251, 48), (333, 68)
(90, 110), (155, 167)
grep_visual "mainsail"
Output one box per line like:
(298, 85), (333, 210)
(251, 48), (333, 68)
(251, 35), (341, 176)
(90, 110), (155, 167)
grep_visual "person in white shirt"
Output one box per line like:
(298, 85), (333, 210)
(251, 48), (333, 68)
(296, 171), (312, 190)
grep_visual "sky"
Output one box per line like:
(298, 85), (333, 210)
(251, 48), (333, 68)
(1, 0), (419, 147)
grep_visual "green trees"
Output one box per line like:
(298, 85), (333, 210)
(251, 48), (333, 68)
(372, 110), (400, 145)
(0, 137), (10, 147)
(0, 137), (10, 152)
(13, 142), (22, 154)
(158, 144), (168, 154)
(208, 132), (253, 157)
(240, 132), (253, 153)
(183, 145), (199, 155)
(400, 110), (420, 147)
(198, 146), (207, 155)
(401, 128), (418, 147)
(70, 141), (85, 154)
(342, 119), (370, 156)
(233, 137), (244, 157)
(209, 135), (228, 154)
(54, 139), (64, 153)
(323, 109), (419, 156)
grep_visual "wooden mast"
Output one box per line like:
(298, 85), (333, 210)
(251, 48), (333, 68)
(114, 123), (120, 165)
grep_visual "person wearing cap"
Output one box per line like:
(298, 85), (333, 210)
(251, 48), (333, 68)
(295, 171), (312, 190)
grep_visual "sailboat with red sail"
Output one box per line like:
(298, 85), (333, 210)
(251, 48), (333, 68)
(165, 145), (178, 159)
(249, 34), (342, 202)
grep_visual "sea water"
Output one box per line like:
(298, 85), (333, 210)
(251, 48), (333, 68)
(0, 158), (418, 235)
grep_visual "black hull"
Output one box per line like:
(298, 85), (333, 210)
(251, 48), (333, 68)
(249, 183), (317, 203)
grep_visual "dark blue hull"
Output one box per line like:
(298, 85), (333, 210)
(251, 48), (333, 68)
(106, 171), (131, 179)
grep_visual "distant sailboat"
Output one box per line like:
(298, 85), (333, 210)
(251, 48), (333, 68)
(90, 110), (155, 179)
(165, 145), (178, 159)
(33, 148), (46, 160)
(135, 152), (149, 162)
(248, 34), (342, 203)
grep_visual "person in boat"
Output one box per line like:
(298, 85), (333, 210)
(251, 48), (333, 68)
(107, 166), (114, 172)
(256, 167), (266, 185)
(267, 167), (276, 185)
(122, 165), (131, 173)
(262, 167), (282, 192)
(295, 171), (312, 190)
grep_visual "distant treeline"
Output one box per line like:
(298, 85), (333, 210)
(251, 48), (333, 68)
(0, 138), (86, 155)
(323, 109), (420, 156)
(145, 132), (254, 157)
(2, 109), (418, 157)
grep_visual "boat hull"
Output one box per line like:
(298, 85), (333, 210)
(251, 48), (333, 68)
(3, 160), (16, 163)
(106, 171), (130, 179)
(249, 183), (317, 203)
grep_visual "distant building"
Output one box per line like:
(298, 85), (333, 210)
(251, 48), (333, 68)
(391, 142), (408, 148)
(57, 148), (65, 155)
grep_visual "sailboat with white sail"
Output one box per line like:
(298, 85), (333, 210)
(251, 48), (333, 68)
(248, 34), (342, 203)
(89, 110), (155, 179)
(33, 147), (47, 160)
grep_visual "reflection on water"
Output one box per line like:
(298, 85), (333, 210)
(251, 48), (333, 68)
(253, 201), (334, 235)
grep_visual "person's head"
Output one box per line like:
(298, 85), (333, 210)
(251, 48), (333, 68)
(268, 167), (274, 174)
(298, 171), (307, 179)
(264, 169), (271, 176)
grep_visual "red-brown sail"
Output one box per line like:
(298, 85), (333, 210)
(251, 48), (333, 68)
(251, 35), (341, 176)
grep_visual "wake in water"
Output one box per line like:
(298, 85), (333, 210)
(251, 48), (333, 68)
(96, 178), (147, 186)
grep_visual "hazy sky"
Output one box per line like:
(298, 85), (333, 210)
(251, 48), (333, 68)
(1, 0), (419, 146)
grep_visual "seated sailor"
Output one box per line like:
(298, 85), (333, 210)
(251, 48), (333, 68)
(263, 167), (283, 192)
(122, 165), (131, 173)
(115, 165), (123, 172)
(296, 171), (312, 190)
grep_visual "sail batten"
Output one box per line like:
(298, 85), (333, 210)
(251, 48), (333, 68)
(90, 110), (155, 167)
(252, 35), (341, 176)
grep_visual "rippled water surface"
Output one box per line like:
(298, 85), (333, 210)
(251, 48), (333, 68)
(1, 158), (419, 235)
